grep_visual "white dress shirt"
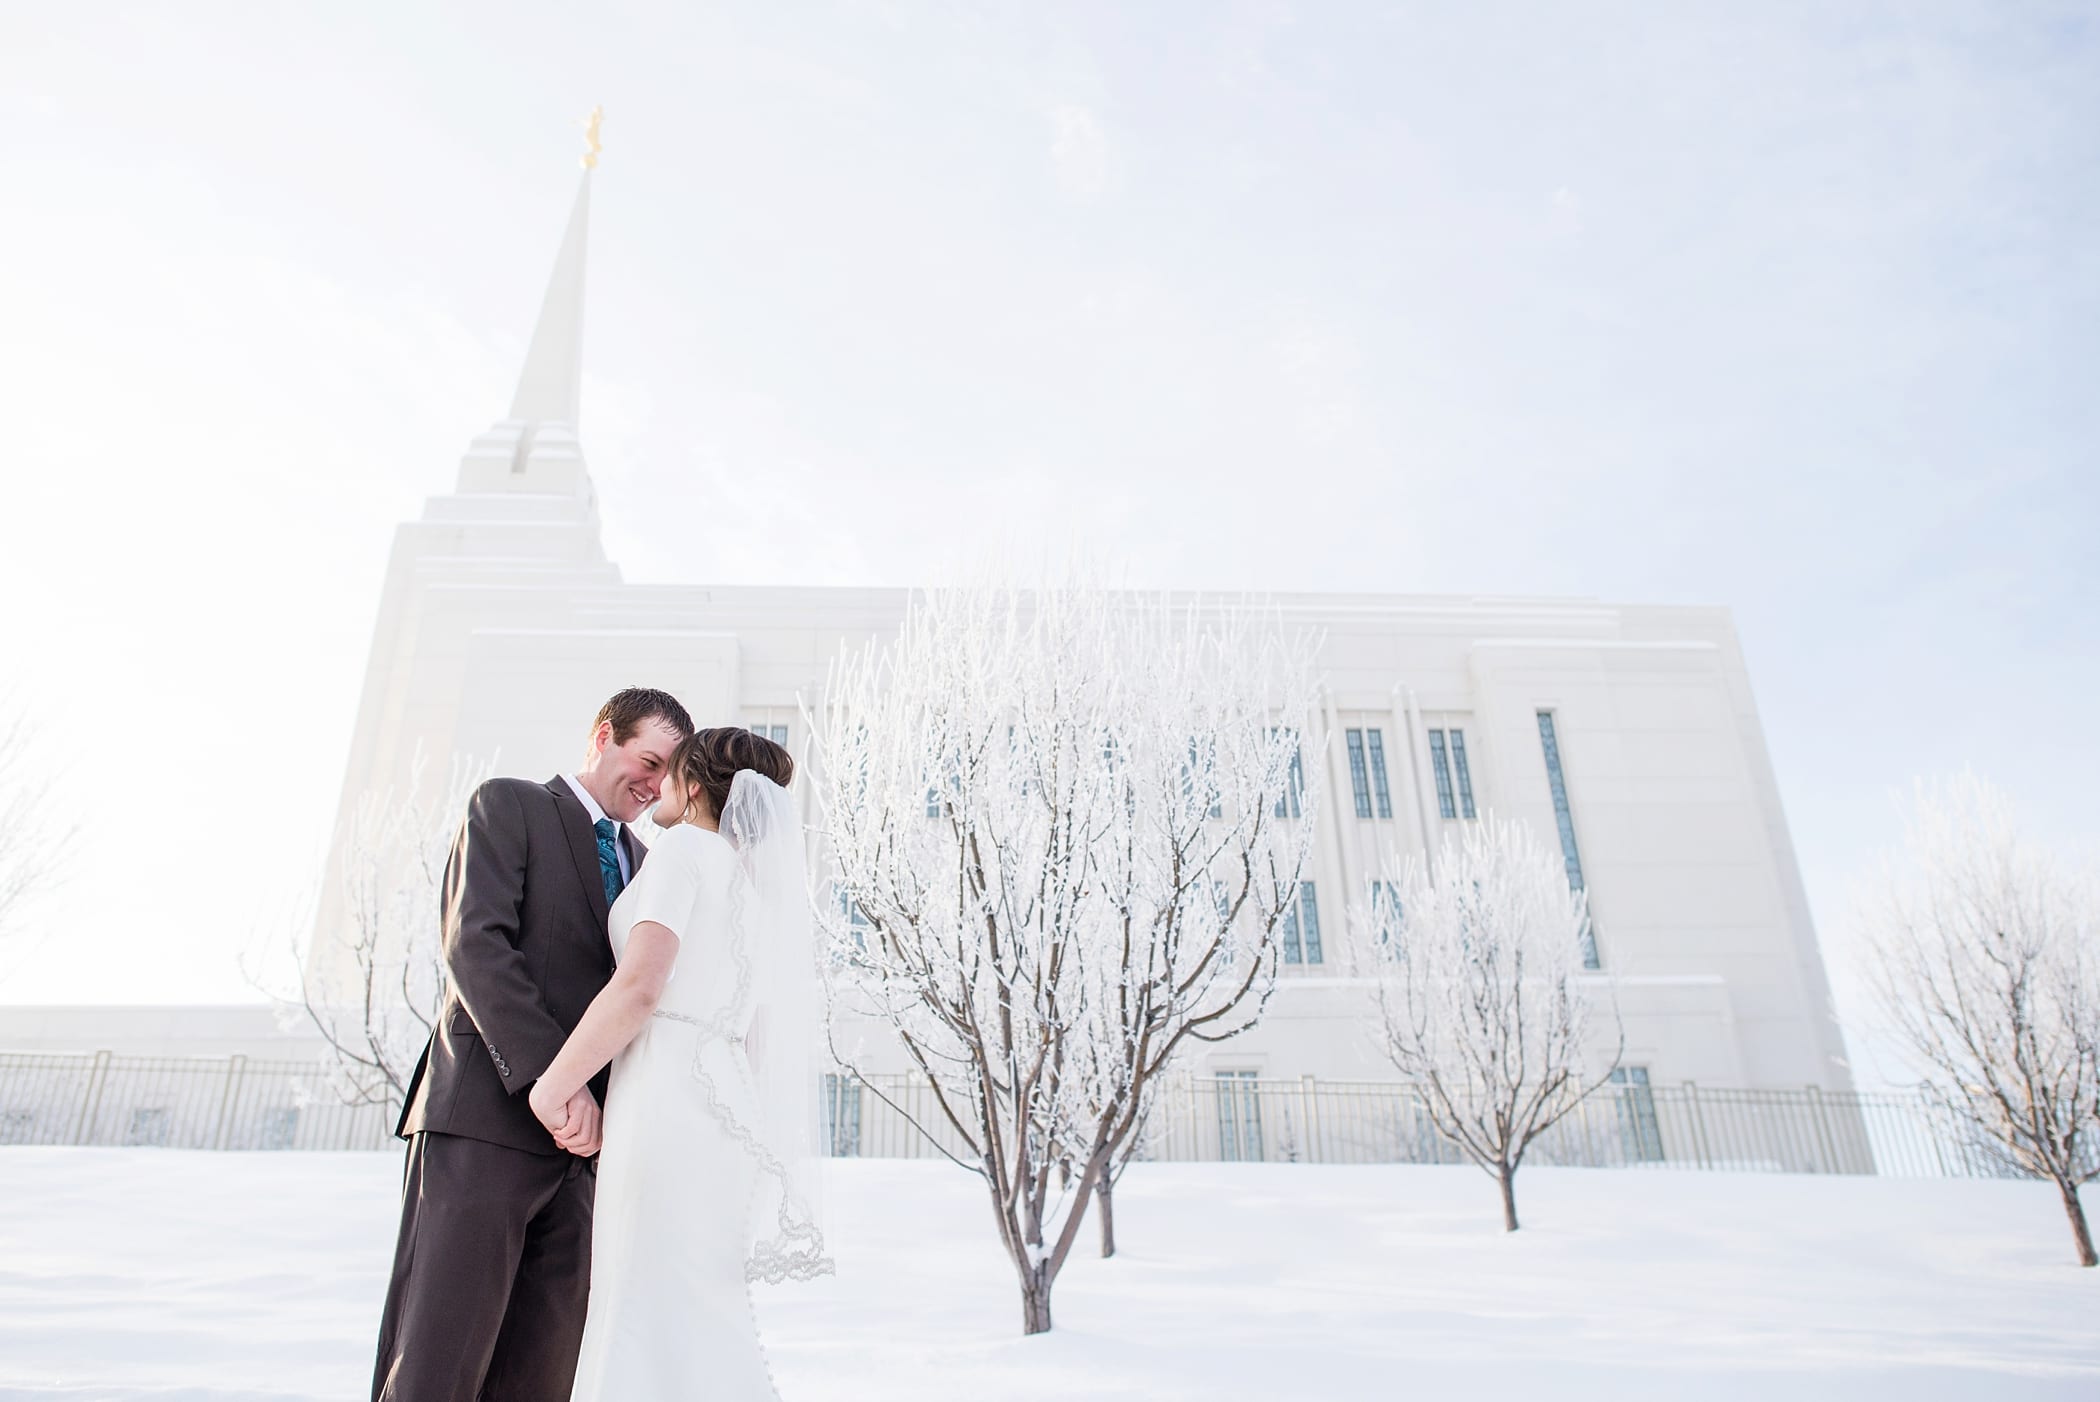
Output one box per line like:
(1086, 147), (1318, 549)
(562, 773), (633, 884)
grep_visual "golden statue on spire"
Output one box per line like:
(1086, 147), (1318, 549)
(582, 106), (604, 170)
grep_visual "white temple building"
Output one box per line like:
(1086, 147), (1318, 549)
(305, 160), (1852, 1112)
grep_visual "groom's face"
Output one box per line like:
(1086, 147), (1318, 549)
(582, 715), (685, 823)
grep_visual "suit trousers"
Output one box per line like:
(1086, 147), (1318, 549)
(372, 1131), (596, 1402)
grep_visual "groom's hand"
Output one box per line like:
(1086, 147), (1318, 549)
(554, 1086), (602, 1157)
(527, 1079), (570, 1137)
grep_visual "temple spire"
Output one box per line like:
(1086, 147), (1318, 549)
(508, 112), (601, 427)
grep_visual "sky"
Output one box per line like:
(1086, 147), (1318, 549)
(0, 3), (2094, 1080)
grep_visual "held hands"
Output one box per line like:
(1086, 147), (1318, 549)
(555, 1087), (603, 1156)
(527, 1081), (604, 1157)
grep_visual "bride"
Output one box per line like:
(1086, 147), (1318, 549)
(527, 726), (833, 1399)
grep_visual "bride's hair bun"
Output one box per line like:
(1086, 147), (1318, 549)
(670, 726), (795, 825)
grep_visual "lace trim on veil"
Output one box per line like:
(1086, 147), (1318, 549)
(651, 822), (834, 1286)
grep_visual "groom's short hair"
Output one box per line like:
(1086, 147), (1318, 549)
(594, 687), (695, 745)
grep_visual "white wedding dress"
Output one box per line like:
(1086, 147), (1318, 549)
(570, 823), (782, 1400)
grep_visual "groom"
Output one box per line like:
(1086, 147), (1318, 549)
(372, 687), (695, 1402)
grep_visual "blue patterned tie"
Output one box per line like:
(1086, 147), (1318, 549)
(593, 818), (626, 909)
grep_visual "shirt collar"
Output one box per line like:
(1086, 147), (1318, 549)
(561, 773), (612, 827)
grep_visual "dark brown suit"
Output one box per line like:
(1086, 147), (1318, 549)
(372, 775), (646, 1402)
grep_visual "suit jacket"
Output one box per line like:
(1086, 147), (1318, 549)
(396, 775), (648, 1155)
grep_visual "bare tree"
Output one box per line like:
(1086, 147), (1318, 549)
(1365, 813), (1622, 1231)
(1070, 606), (1321, 1261)
(288, 750), (492, 1116)
(1858, 774), (2100, 1266)
(811, 582), (1319, 1333)
(0, 700), (74, 966)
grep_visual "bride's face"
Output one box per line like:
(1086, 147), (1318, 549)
(652, 770), (714, 828)
(652, 770), (687, 828)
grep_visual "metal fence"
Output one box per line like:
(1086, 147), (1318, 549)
(0, 1053), (395, 1151)
(826, 1072), (2021, 1179)
(0, 1052), (2018, 1179)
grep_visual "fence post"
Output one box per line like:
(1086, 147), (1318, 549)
(1804, 1084), (1838, 1174)
(1926, 1093), (1954, 1178)
(1301, 1075), (1321, 1164)
(70, 1050), (113, 1146)
(1682, 1081), (1711, 1170)
(211, 1055), (248, 1151)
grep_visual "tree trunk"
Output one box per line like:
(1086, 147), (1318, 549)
(1021, 1267), (1054, 1334)
(1499, 1164), (1520, 1232)
(1097, 1174), (1117, 1259)
(2060, 1179), (2097, 1268)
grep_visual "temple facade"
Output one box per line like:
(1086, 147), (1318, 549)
(309, 164), (1852, 1103)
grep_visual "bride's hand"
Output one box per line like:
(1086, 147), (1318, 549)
(528, 1080), (569, 1136)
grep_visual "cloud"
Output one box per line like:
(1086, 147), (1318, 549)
(1273, 313), (1365, 448)
(1049, 103), (1116, 201)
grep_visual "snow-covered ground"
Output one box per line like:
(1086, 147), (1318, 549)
(0, 1151), (2093, 1401)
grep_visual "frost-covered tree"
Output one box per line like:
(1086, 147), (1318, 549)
(811, 582), (1320, 1333)
(292, 751), (492, 1115)
(1365, 814), (1622, 1231)
(1858, 775), (2100, 1267)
